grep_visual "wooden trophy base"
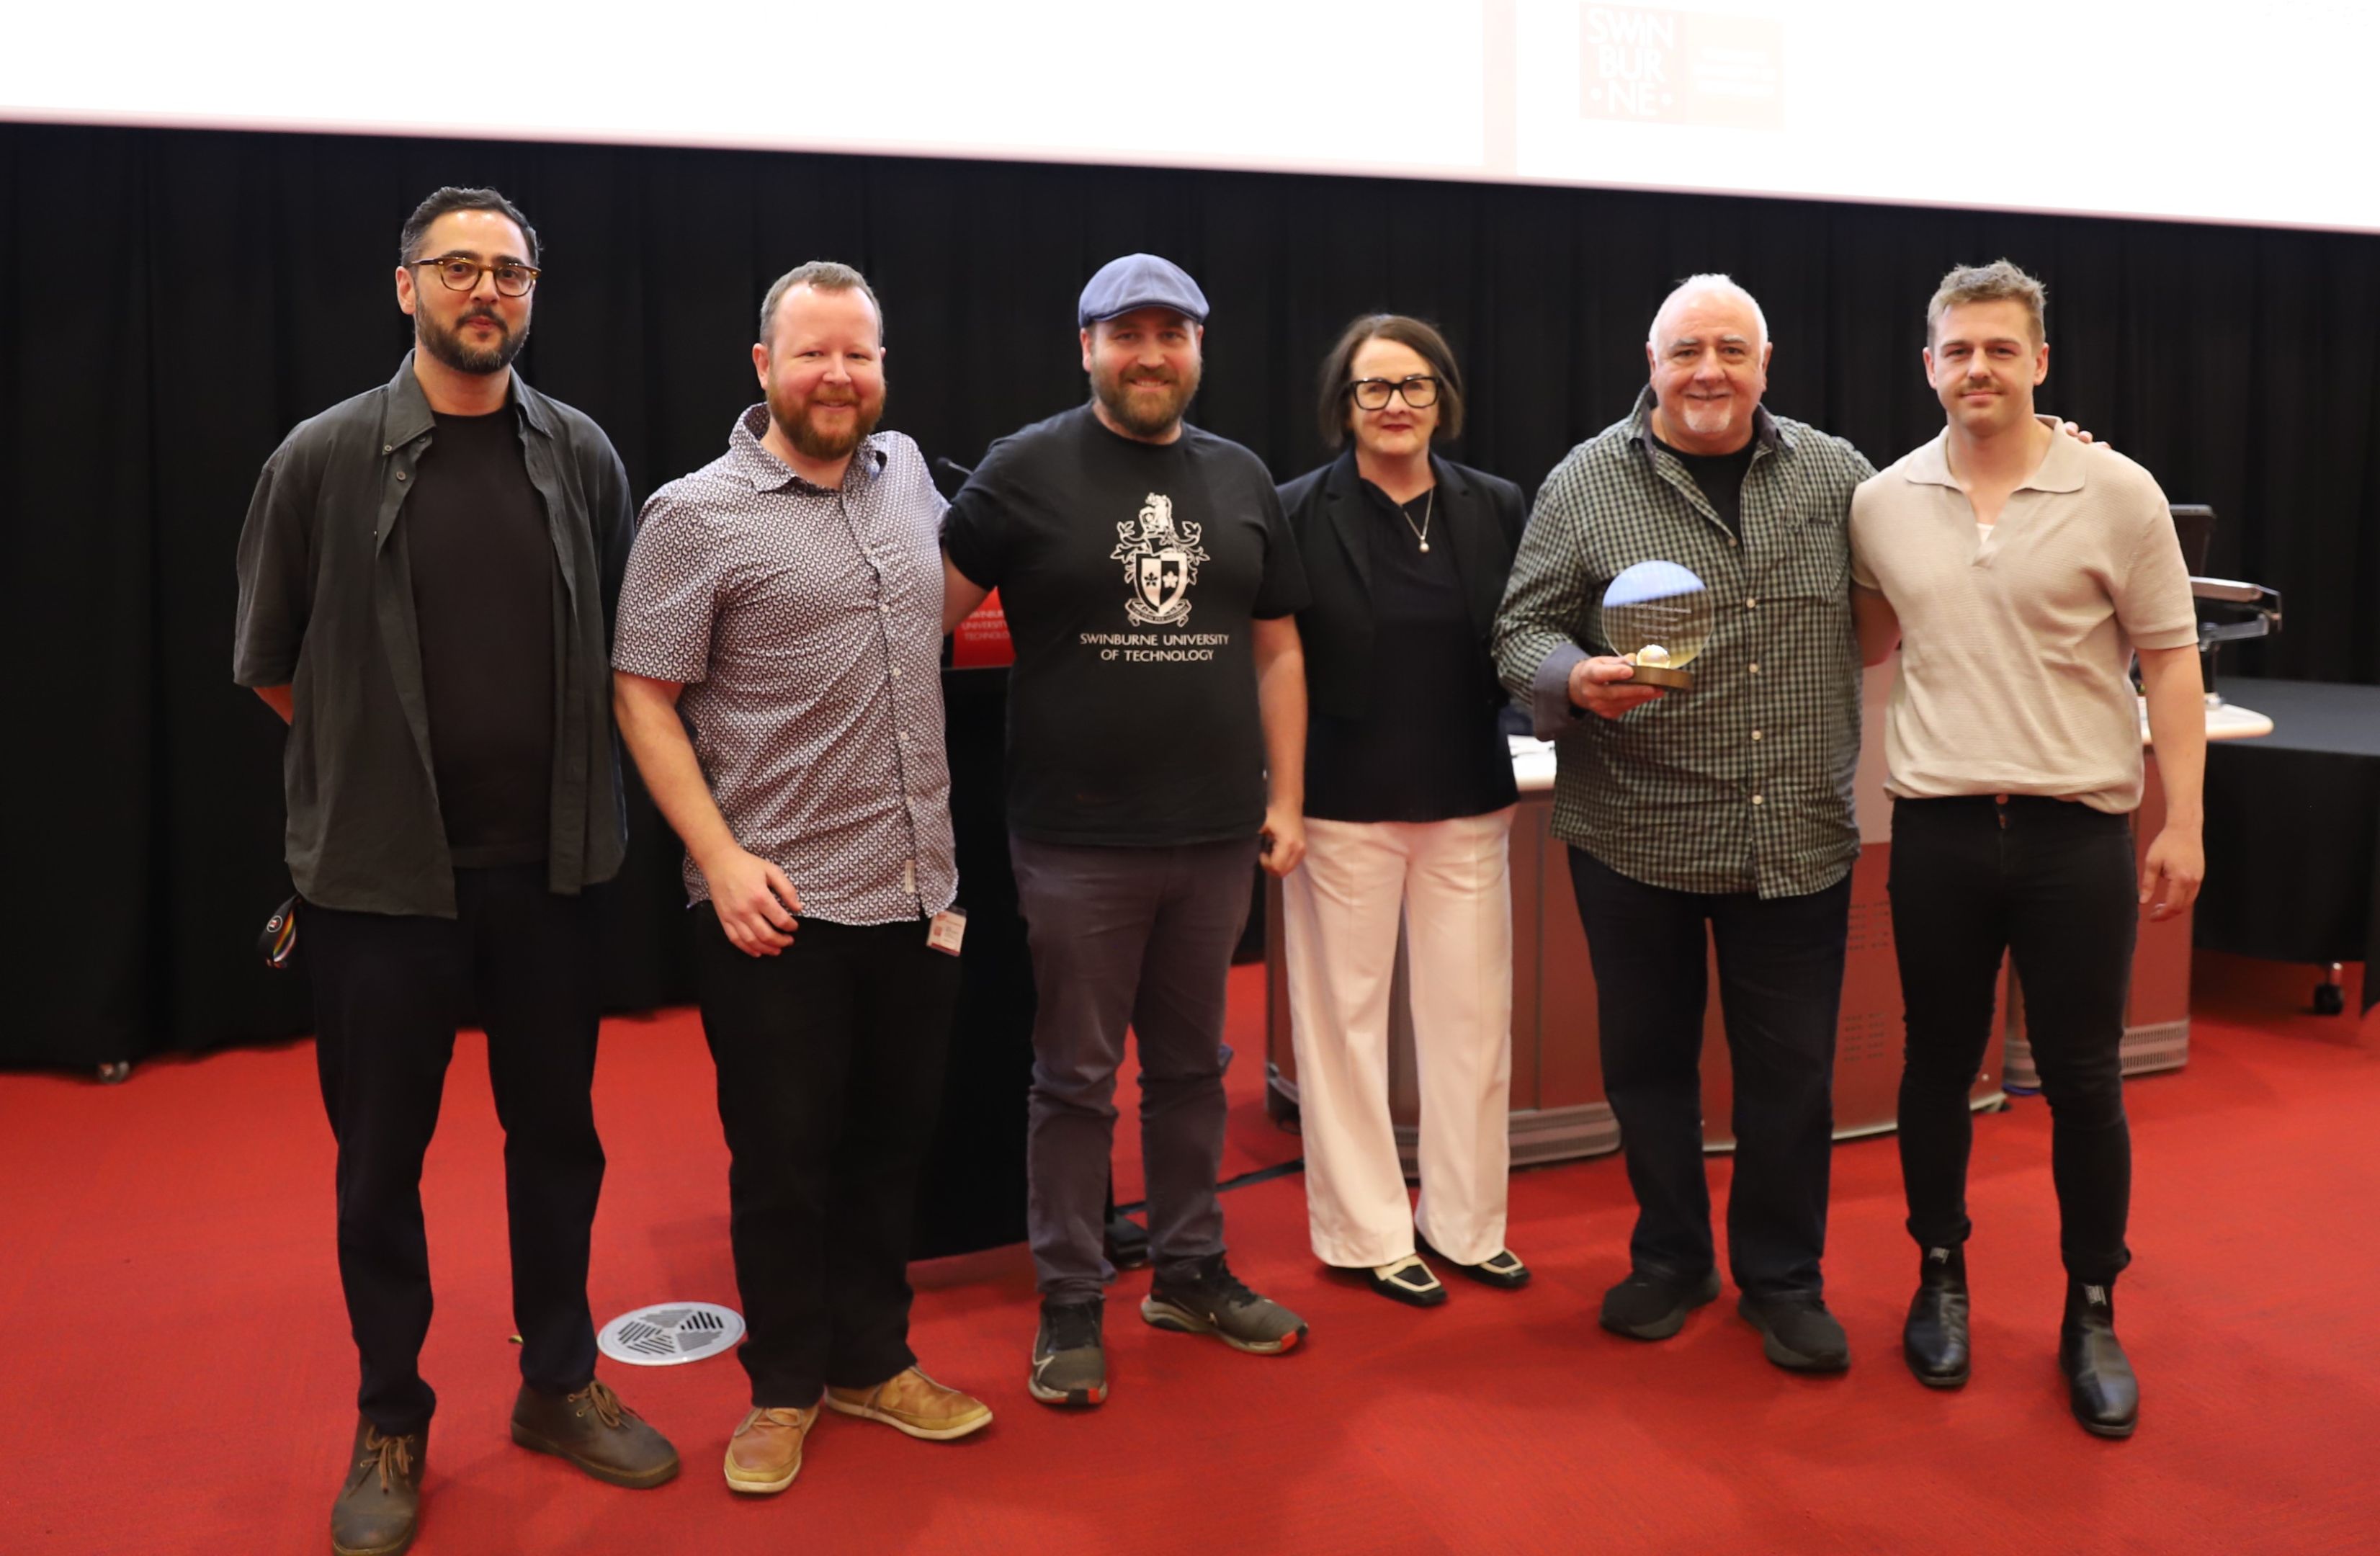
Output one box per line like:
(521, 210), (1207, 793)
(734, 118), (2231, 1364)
(1627, 663), (1694, 690)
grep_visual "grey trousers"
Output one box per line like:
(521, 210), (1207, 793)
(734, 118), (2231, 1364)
(1009, 833), (1261, 1302)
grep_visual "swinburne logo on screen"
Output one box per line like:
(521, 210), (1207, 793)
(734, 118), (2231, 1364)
(1582, 5), (1784, 130)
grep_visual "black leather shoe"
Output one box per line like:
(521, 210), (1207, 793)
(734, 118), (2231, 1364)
(1418, 1236), (1531, 1290)
(330, 1417), (425, 1556)
(1904, 1248), (1971, 1388)
(510, 1380), (681, 1488)
(1364, 1254), (1449, 1308)
(2060, 1285), (2139, 1439)
(1738, 1292), (1851, 1372)
(1599, 1267), (1721, 1340)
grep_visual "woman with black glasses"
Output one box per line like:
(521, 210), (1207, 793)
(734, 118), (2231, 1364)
(1276, 315), (1529, 1308)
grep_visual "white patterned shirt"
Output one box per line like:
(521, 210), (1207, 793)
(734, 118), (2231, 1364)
(612, 406), (957, 924)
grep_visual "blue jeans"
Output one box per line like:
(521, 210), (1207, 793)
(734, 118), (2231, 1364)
(1567, 849), (1851, 1298)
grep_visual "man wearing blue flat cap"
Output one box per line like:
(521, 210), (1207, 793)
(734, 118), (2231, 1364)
(941, 254), (1312, 1408)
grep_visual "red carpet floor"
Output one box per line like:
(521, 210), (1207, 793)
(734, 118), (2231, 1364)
(2, 958), (2376, 1555)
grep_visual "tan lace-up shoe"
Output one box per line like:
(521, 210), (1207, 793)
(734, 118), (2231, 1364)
(825, 1366), (994, 1441)
(724, 1403), (820, 1495)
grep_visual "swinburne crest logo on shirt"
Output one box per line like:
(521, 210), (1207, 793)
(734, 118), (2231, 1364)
(1111, 492), (1208, 627)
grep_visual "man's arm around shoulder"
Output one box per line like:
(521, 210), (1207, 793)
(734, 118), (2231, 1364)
(938, 460), (1007, 634)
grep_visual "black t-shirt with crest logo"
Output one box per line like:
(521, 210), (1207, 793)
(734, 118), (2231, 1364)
(943, 403), (1309, 846)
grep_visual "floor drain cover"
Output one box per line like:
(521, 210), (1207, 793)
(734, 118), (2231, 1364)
(598, 1302), (744, 1367)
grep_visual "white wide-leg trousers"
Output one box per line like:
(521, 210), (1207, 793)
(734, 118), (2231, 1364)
(1281, 807), (1516, 1268)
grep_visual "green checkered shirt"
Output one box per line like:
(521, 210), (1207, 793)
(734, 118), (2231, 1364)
(1493, 388), (1874, 899)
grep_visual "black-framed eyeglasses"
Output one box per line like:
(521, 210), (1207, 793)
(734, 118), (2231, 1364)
(1349, 375), (1439, 411)
(409, 254), (541, 298)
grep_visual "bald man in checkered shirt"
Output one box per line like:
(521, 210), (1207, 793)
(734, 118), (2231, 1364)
(1493, 274), (1875, 1374)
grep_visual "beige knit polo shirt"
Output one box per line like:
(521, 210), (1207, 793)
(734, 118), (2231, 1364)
(1849, 429), (2197, 814)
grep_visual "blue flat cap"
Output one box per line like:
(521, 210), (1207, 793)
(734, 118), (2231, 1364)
(1078, 253), (1209, 328)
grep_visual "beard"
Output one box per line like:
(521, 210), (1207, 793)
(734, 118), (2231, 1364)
(769, 380), (885, 462)
(1674, 390), (1737, 436)
(417, 305), (527, 376)
(1091, 356), (1200, 439)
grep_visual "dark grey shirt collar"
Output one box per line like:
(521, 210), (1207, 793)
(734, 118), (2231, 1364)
(380, 351), (559, 449)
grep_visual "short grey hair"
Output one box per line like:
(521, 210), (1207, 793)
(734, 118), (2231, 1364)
(1647, 272), (1770, 352)
(757, 260), (884, 348)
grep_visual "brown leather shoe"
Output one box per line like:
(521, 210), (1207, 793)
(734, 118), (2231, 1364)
(825, 1365), (994, 1441)
(509, 1379), (680, 1488)
(329, 1418), (425, 1556)
(725, 1404), (820, 1495)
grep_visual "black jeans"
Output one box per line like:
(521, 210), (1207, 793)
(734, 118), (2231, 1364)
(693, 908), (961, 1408)
(307, 866), (607, 1436)
(1567, 849), (1851, 1299)
(1889, 796), (2136, 1286)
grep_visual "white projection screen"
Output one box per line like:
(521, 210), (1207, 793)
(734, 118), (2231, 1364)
(6, 0), (2368, 233)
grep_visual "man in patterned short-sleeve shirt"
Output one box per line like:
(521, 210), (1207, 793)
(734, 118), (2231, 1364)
(1493, 274), (1875, 1375)
(612, 262), (991, 1498)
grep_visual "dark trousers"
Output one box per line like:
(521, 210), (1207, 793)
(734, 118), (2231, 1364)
(693, 908), (960, 1408)
(1009, 834), (1258, 1303)
(1567, 849), (1851, 1298)
(307, 866), (607, 1436)
(1889, 797), (2136, 1286)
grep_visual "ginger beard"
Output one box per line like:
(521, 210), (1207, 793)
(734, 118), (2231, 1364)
(767, 372), (885, 462)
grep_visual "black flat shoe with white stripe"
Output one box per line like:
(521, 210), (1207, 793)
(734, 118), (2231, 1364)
(1364, 1255), (1448, 1308)
(1420, 1239), (1531, 1290)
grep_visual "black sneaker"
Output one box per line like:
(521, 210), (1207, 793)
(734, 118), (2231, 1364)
(1599, 1267), (1722, 1340)
(1142, 1253), (1308, 1354)
(1738, 1292), (1851, 1372)
(1029, 1298), (1107, 1407)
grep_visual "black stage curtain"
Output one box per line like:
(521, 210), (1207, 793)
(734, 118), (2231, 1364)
(6, 122), (2377, 1067)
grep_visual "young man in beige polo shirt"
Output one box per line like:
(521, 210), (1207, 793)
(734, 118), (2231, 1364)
(1849, 261), (2205, 1440)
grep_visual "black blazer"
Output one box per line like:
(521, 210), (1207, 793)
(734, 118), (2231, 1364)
(1276, 449), (1528, 722)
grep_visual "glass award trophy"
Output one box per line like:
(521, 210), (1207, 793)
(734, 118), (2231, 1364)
(1601, 560), (1712, 691)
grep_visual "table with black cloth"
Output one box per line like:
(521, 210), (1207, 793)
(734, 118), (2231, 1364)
(2195, 679), (2380, 1015)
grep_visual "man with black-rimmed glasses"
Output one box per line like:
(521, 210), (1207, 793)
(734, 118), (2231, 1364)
(233, 184), (677, 1556)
